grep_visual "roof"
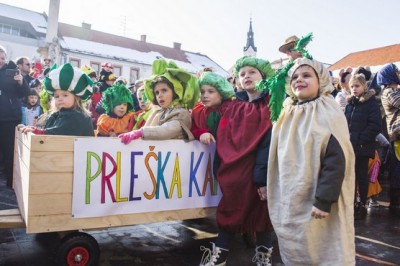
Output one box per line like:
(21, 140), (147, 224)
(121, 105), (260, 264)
(58, 23), (227, 75)
(0, 3), (47, 34)
(329, 44), (400, 71)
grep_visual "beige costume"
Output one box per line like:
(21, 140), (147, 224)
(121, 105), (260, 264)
(142, 106), (193, 140)
(267, 59), (356, 265)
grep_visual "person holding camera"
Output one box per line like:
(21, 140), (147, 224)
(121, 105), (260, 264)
(0, 45), (29, 187)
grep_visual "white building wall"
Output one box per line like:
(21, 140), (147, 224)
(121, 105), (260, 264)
(0, 36), (43, 61)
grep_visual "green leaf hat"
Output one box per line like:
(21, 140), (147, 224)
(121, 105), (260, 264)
(44, 63), (94, 101)
(144, 58), (199, 109)
(234, 56), (275, 79)
(101, 83), (134, 115)
(198, 71), (235, 100)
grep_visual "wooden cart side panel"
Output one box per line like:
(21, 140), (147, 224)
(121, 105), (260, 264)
(13, 130), (30, 224)
(13, 159), (30, 223)
(26, 207), (216, 233)
(30, 134), (75, 152)
(29, 151), (73, 173)
(28, 193), (72, 216)
(30, 172), (72, 194)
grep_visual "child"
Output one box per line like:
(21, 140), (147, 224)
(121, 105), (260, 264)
(99, 62), (113, 85)
(335, 67), (352, 111)
(199, 56), (277, 266)
(29, 78), (42, 94)
(35, 90), (54, 129)
(133, 85), (159, 130)
(81, 65), (101, 128)
(370, 63), (400, 217)
(96, 83), (136, 137)
(18, 63), (94, 136)
(266, 57), (356, 265)
(345, 74), (381, 219)
(119, 58), (198, 144)
(21, 88), (43, 126)
(191, 71), (235, 145)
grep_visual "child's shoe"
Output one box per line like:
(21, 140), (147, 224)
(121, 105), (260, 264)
(199, 242), (229, 266)
(252, 245), (272, 266)
(354, 203), (367, 220)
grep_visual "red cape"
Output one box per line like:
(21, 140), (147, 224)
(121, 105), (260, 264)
(190, 100), (232, 139)
(216, 95), (273, 233)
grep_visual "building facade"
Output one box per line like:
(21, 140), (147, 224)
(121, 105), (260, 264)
(0, 1), (228, 83)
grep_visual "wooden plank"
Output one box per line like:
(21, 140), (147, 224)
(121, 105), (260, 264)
(13, 159), (30, 223)
(26, 207), (216, 233)
(28, 193), (72, 216)
(29, 134), (90, 152)
(0, 208), (25, 229)
(16, 135), (31, 171)
(15, 129), (32, 151)
(29, 151), (73, 173)
(29, 172), (72, 194)
(0, 209), (21, 216)
(0, 209), (25, 229)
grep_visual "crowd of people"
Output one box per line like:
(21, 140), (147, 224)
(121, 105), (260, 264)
(1, 32), (400, 266)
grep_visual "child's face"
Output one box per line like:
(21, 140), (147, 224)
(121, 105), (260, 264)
(350, 80), (367, 97)
(200, 85), (223, 108)
(113, 103), (128, 118)
(137, 90), (150, 110)
(54, 90), (76, 109)
(341, 74), (351, 90)
(238, 66), (263, 91)
(34, 86), (42, 93)
(28, 95), (38, 106)
(290, 65), (319, 102)
(154, 82), (174, 108)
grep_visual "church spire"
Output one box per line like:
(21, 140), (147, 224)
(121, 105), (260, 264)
(243, 18), (257, 57)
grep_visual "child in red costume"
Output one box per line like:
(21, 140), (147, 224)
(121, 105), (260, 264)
(199, 56), (281, 266)
(191, 71), (235, 145)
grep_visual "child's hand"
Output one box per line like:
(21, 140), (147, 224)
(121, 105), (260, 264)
(257, 186), (267, 201)
(19, 126), (35, 134)
(199, 132), (215, 145)
(311, 206), (329, 219)
(17, 124), (25, 130)
(119, 130), (142, 144)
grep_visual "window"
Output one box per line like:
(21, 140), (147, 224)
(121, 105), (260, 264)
(69, 58), (81, 68)
(11, 26), (19, 36)
(2, 24), (11, 34)
(113, 66), (122, 77)
(90, 62), (100, 76)
(130, 68), (140, 83)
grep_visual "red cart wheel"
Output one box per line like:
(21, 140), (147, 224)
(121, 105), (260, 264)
(55, 232), (100, 266)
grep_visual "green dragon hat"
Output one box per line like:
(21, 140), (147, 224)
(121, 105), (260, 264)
(256, 33), (314, 121)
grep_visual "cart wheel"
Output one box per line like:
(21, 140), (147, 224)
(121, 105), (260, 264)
(55, 232), (100, 266)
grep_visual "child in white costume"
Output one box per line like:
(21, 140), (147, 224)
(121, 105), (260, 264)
(266, 58), (356, 265)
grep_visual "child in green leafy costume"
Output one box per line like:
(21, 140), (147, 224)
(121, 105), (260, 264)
(119, 58), (199, 144)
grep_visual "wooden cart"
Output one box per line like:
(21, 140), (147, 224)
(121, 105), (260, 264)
(1, 130), (217, 265)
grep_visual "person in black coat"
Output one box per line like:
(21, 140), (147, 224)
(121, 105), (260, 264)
(0, 46), (29, 187)
(345, 73), (382, 219)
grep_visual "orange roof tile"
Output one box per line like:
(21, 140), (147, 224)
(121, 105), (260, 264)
(329, 44), (400, 71)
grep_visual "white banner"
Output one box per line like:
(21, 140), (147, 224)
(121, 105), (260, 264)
(72, 138), (221, 218)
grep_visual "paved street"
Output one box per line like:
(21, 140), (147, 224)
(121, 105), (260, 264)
(1, 168), (399, 266)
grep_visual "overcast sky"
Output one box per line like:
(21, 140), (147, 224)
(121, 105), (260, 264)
(1, 0), (398, 69)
